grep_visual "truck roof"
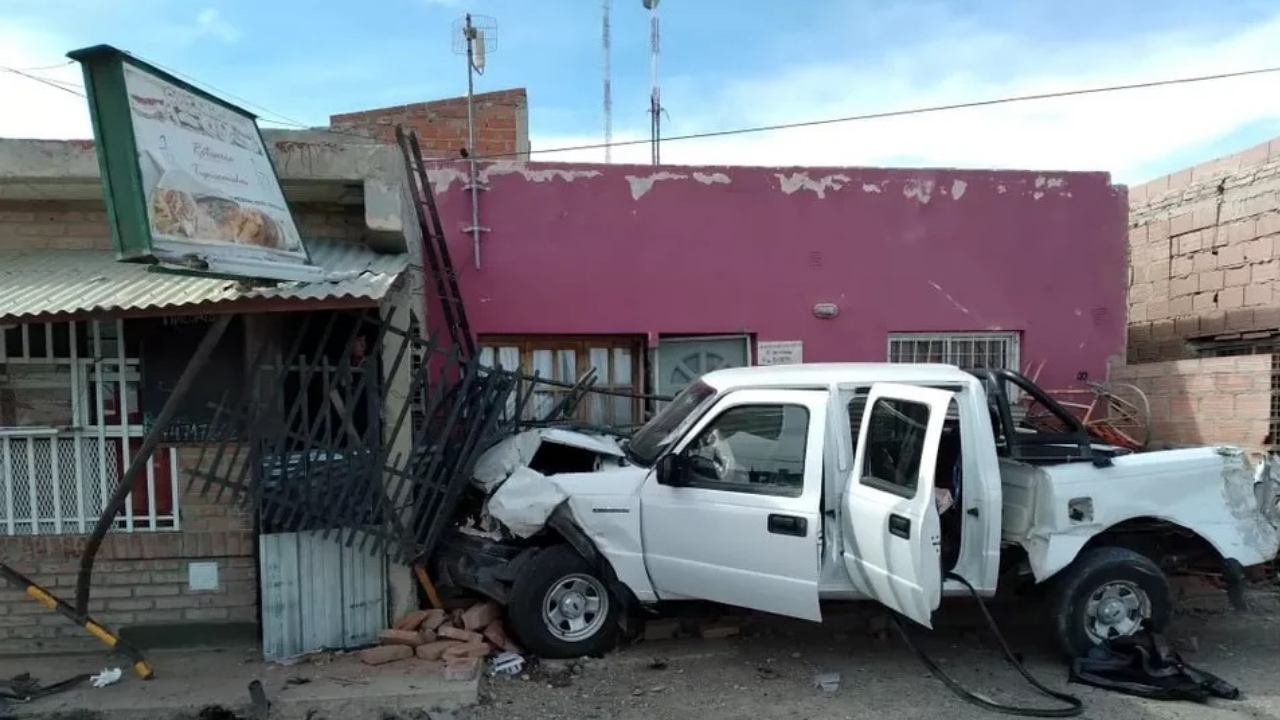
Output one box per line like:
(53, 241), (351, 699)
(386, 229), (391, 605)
(701, 362), (981, 391)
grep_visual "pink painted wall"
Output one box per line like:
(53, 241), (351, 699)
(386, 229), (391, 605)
(428, 162), (1128, 392)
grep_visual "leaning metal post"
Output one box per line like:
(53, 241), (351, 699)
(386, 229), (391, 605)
(74, 313), (232, 617)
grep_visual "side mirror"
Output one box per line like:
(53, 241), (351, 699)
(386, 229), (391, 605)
(656, 454), (687, 487)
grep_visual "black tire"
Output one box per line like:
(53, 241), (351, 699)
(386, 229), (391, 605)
(505, 545), (622, 659)
(1049, 546), (1173, 659)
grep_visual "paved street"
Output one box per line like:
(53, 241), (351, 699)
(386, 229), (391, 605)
(464, 588), (1280, 720)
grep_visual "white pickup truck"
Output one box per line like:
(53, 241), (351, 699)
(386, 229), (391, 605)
(434, 363), (1280, 660)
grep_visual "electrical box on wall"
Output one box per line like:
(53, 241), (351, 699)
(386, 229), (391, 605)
(188, 561), (220, 592)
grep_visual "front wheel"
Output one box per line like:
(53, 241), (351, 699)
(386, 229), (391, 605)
(1048, 546), (1172, 659)
(506, 545), (622, 659)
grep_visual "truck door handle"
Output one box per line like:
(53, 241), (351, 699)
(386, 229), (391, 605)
(767, 514), (808, 537)
(888, 514), (911, 539)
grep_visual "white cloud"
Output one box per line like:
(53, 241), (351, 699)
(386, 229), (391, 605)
(0, 28), (91, 140)
(3, 8), (1279, 186)
(192, 8), (242, 44)
(530, 11), (1280, 184)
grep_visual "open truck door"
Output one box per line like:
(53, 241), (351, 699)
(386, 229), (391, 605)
(841, 383), (953, 628)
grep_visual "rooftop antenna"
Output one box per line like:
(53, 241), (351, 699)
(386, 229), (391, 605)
(642, 0), (662, 165)
(452, 13), (498, 269)
(603, 0), (613, 163)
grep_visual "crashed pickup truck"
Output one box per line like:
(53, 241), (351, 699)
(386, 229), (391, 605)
(433, 363), (1280, 660)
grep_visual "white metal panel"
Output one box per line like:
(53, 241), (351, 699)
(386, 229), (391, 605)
(259, 531), (387, 661)
(260, 533), (303, 662)
(340, 535), (388, 648)
(299, 533), (345, 652)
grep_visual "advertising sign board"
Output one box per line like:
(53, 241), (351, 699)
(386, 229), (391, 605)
(69, 44), (323, 282)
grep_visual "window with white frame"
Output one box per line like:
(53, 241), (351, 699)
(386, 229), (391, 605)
(0, 320), (180, 536)
(887, 332), (1021, 372)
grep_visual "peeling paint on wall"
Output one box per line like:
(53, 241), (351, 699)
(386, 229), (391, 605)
(692, 172), (731, 186)
(950, 179), (968, 201)
(428, 162), (603, 194)
(776, 172), (850, 199)
(626, 171), (690, 200)
(861, 183), (883, 193)
(904, 179), (935, 204)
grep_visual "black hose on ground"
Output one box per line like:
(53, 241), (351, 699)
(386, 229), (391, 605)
(890, 571), (1084, 717)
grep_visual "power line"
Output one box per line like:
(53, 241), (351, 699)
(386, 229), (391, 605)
(453, 64), (1280, 162)
(129, 52), (317, 130)
(7, 58), (1280, 165)
(12, 61), (75, 72)
(1, 67), (85, 97)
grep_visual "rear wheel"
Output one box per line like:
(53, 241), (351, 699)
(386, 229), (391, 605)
(506, 545), (622, 659)
(1048, 546), (1172, 659)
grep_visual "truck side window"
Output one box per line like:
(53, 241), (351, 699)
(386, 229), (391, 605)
(681, 403), (809, 498)
(858, 397), (931, 499)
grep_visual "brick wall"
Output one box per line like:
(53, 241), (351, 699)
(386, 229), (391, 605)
(0, 449), (256, 654)
(0, 199), (366, 252)
(1109, 355), (1273, 450)
(330, 88), (529, 161)
(1127, 137), (1280, 362)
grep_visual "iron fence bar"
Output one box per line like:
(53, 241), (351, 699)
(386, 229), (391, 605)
(194, 311), (307, 501)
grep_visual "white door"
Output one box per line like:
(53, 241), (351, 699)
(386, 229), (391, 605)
(842, 383), (952, 628)
(640, 389), (826, 621)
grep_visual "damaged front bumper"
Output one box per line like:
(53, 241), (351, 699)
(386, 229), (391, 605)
(431, 530), (544, 605)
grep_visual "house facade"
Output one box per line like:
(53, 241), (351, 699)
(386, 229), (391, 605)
(0, 131), (425, 655)
(421, 161), (1129, 423)
(334, 89), (1130, 420)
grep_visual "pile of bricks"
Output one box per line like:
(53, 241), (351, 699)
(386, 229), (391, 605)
(358, 600), (521, 681)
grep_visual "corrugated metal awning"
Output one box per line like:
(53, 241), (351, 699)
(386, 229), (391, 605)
(0, 239), (411, 323)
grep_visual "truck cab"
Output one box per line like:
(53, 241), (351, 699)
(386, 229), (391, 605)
(436, 363), (1280, 660)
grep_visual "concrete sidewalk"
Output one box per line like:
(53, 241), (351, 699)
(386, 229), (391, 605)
(0, 644), (478, 719)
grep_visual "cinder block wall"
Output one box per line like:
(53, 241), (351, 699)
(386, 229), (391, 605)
(1127, 138), (1280, 362)
(330, 88), (529, 161)
(1110, 355), (1273, 450)
(0, 200), (364, 653)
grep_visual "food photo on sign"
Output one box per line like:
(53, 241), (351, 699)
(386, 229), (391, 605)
(125, 61), (302, 259)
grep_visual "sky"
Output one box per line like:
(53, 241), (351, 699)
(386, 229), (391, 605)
(2, 0), (1279, 184)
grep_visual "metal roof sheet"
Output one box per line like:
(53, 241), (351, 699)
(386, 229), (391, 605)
(0, 239), (410, 322)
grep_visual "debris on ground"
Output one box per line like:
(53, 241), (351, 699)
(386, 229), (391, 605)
(813, 670), (841, 693)
(489, 651), (525, 676)
(355, 599), (521, 682)
(88, 667), (121, 688)
(0, 672), (92, 703)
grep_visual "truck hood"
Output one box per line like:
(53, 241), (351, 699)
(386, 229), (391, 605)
(466, 428), (646, 538)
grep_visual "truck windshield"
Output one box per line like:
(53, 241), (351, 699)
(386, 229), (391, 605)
(625, 380), (718, 467)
